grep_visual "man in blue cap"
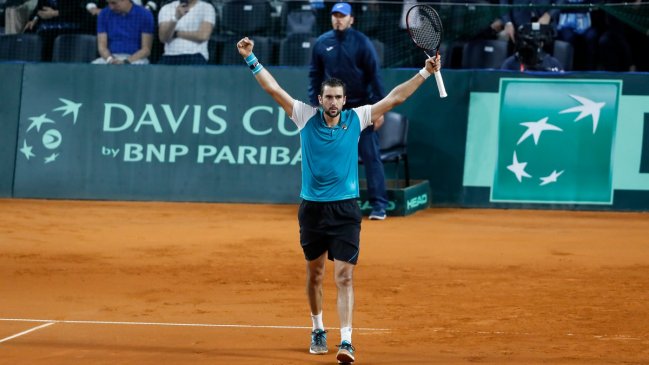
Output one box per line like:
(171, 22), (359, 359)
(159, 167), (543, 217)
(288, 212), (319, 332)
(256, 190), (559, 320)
(308, 1), (389, 222)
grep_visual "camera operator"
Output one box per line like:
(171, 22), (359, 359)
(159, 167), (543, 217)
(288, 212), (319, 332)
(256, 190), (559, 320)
(501, 23), (564, 72)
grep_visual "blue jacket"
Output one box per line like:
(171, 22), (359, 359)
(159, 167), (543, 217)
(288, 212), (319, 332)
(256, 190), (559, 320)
(308, 28), (385, 108)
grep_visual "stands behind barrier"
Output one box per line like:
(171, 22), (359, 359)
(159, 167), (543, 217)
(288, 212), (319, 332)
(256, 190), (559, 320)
(461, 39), (509, 70)
(0, 34), (42, 62)
(52, 34), (98, 63)
(279, 33), (315, 66)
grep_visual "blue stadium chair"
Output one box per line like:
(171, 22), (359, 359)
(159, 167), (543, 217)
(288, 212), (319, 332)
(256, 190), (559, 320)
(285, 9), (317, 36)
(52, 34), (98, 63)
(552, 39), (574, 71)
(219, 35), (272, 65)
(0, 33), (42, 62)
(359, 111), (410, 186)
(371, 38), (384, 68)
(355, 2), (382, 38)
(461, 39), (508, 69)
(220, 0), (272, 36)
(278, 33), (315, 66)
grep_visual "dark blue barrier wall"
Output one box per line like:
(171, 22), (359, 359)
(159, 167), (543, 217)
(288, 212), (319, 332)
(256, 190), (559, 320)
(4, 64), (648, 210)
(0, 64), (22, 197)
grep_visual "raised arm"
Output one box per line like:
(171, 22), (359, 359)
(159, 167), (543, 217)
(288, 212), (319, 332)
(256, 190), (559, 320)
(237, 37), (295, 117)
(370, 55), (440, 120)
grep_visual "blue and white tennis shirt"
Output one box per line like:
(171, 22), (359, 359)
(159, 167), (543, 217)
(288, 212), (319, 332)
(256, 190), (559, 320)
(291, 100), (372, 202)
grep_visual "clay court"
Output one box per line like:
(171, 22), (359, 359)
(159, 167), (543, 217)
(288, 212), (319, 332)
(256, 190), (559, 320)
(1, 198), (648, 364)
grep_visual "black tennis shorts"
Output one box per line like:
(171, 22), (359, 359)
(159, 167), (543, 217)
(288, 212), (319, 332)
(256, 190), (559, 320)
(298, 199), (362, 265)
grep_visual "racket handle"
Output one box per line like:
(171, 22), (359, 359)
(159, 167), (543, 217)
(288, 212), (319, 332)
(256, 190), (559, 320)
(434, 70), (447, 98)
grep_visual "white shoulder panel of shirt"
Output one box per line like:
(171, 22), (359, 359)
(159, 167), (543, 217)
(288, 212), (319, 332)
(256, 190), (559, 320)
(353, 105), (372, 131)
(291, 100), (318, 130)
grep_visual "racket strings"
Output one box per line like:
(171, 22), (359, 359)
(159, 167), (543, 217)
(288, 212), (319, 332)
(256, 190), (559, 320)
(407, 6), (443, 51)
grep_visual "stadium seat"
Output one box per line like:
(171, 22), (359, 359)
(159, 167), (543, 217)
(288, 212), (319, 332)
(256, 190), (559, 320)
(220, 0), (272, 36)
(278, 33), (315, 66)
(552, 39), (574, 71)
(52, 34), (98, 63)
(359, 111), (410, 186)
(461, 39), (508, 69)
(219, 35), (272, 65)
(278, 1), (317, 36)
(206, 37), (217, 64)
(371, 38), (384, 68)
(354, 2), (382, 38)
(0, 33), (42, 62)
(284, 9), (317, 36)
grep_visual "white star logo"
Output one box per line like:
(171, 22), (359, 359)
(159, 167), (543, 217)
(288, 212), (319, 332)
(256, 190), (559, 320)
(19, 140), (35, 160)
(53, 98), (82, 124)
(507, 151), (532, 182)
(517, 117), (563, 145)
(559, 94), (605, 134)
(44, 152), (59, 164)
(539, 170), (564, 186)
(26, 114), (55, 133)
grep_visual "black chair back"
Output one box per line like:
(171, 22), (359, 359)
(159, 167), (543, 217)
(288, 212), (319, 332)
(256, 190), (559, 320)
(52, 34), (98, 63)
(360, 111), (411, 186)
(552, 39), (574, 71)
(221, 1), (272, 35)
(0, 34), (43, 62)
(219, 35), (272, 65)
(279, 33), (315, 66)
(461, 39), (508, 69)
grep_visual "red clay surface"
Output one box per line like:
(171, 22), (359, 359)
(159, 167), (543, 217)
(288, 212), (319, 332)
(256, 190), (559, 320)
(1, 198), (648, 364)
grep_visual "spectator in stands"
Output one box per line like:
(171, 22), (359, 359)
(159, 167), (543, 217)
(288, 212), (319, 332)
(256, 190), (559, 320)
(490, 0), (559, 46)
(23, 0), (85, 61)
(3, 0), (38, 34)
(83, 0), (157, 32)
(91, 0), (154, 65)
(501, 23), (563, 71)
(555, 0), (599, 70)
(157, 0), (215, 65)
(308, 2), (389, 220)
(597, 0), (643, 72)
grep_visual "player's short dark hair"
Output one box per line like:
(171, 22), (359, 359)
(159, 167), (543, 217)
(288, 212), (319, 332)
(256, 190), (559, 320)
(320, 78), (346, 96)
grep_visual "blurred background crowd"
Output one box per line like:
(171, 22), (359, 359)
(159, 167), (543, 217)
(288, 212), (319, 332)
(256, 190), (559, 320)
(1, 0), (648, 71)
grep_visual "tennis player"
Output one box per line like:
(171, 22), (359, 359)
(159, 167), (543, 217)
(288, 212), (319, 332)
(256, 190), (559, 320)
(237, 36), (440, 364)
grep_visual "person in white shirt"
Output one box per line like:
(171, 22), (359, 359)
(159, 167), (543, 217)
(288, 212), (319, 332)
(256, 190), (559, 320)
(157, 0), (215, 64)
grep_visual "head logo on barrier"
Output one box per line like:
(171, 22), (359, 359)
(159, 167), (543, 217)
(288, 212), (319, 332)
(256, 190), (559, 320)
(19, 98), (82, 164)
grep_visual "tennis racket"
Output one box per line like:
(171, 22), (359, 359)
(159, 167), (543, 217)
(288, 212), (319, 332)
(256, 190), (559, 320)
(405, 4), (447, 98)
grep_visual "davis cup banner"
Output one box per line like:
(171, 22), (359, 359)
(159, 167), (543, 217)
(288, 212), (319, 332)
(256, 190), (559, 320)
(14, 64), (305, 202)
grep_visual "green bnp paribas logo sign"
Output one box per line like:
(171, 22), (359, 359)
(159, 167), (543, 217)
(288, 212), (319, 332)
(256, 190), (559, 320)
(18, 98), (82, 164)
(492, 79), (621, 204)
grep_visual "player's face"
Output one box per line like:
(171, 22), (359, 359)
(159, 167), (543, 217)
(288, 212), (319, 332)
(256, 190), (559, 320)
(331, 13), (354, 31)
(319, 86), (346, 118)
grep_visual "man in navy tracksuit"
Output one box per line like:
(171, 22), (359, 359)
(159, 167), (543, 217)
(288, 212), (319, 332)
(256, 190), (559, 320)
(308, 2), (389, 220)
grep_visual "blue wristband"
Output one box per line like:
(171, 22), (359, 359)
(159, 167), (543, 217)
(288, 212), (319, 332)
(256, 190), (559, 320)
(251, 62), (263, 74)
(245, 53), (257, 66)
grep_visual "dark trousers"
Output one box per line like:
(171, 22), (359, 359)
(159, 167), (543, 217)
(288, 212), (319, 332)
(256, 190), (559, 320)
(359, 125), (388, 211)
(557, 27), (599, 70)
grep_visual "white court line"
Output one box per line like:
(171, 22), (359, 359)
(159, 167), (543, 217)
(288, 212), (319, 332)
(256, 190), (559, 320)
(0, 318), (390, 332)
(0, 322), (55, 344)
